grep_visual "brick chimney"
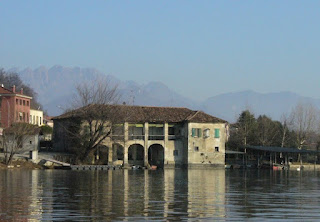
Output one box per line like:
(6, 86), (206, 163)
(12, 85), (16, 93)
(20, 88), (23, 95)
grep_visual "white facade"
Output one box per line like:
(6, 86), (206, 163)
(30, 109), (43, 126)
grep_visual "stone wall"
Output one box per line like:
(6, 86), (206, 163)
(187, 122), (226, 167)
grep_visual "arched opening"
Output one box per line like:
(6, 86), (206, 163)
(95, 145), (109, 164)
(148, 144), (164, 168)
(128, 144), (144, 166)
(112, 143), (124, 166)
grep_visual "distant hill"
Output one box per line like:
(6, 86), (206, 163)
(201, 90), (320, 122)
(8, 66), (320, 123)
(13, 66), (197, 116)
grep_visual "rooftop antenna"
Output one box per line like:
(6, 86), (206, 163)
(130, 89), (135, 105)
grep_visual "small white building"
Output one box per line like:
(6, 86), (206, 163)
(30, 109), (43, 126)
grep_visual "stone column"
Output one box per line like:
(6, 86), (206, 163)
(123, 122), (129, 167)
(144, 122), (149, 167)
(164, 122), (168, 166)
(108, 143), (113, 165)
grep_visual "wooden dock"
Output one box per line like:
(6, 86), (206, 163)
(70, 165), (122, 170)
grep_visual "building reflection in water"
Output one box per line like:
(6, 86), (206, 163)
(187, 169), (226, 220)
(118, 169), (226, 221)
(0, 169), (226, 221)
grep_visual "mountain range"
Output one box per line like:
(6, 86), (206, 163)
(7, 66), (320, 123)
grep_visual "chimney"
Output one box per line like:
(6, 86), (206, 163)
(12, 85), (16, 93)
(20, 88), (23, 95)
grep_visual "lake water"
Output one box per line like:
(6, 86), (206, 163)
(0, 169), (320, 221)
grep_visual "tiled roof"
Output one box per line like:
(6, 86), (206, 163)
(0, 86), (31, 99)
(0, 87), (14, 94)
(54, 104), (227, 124)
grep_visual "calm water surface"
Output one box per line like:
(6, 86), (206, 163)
(0, 169), (320, 221)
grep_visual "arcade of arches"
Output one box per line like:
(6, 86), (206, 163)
(107, 143), (165, 168)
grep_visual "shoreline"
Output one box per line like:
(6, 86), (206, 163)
(0, 160), (46, 170)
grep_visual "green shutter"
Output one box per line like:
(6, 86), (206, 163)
(215, 129), (220, 138)
(198, 129), (202, 137)
(192, 128), (195, 137)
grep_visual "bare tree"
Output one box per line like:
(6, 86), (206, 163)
(3, 123), (39, 165)
(279, 113), (294, 147)
(64, 77), (121, 163)
(290, 102), (318, 149)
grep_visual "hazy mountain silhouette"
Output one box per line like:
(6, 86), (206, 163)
(201, 90), (319, 122)
(14, 66), (197, 116)
(10, 66), (320, 122)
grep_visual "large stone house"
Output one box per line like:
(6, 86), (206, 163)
(53, 105), (228, 168)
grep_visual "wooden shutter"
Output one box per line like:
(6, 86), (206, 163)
(215, 129), (220, 138)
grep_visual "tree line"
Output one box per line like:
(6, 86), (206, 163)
(228, 103), (320, 152)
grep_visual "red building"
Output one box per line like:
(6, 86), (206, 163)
(0, 85), (32, 128)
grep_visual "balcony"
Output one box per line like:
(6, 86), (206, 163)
(129, 135), (145, 140)
(112, 135), (124, 141)
(148, 135), (164, 140)
(168, 135), (176, 140)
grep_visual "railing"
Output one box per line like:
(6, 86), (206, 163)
(112, 135), (125, 141)
(129, 135), (145, 140)
(148, 135), (165, 140)
(117, 134), (180, 141)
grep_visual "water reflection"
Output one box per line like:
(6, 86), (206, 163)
(0, 169), (320, 221)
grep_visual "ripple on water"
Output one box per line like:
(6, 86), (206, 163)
(0, 169), (320, 221)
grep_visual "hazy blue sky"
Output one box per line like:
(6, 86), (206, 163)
(1, 1), (319, 100)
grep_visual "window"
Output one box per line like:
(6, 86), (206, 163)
(30, 141), (32, 144)
(20, 99), (22, 105)
(214, 129), (220, 138)
(23, 112), (25, 121)
(0, 98), (2, 107)
(112, 124), (124, 135)
(16, 111), (18, 120)
(27, 101), (29, 106)
(23, 100), (25, 106)
(16, 99), (18, 105)
(168, 126), (175, 135)
(215, 147), (219, 152)
(40, 117), (42, 125)
(194, 146), (199, 152)
(191, 128), (202, 137)
(173, 150), (179, 156)
(203, 129), (210, 138)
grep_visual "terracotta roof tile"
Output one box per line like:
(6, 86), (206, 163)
(54, 104), (227, 124)
(0, 87), (14, 94)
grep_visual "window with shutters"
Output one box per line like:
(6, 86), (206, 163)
(214, 129), (220, 138)
(191, 128), (202, 137)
